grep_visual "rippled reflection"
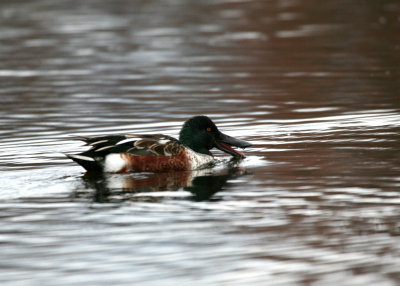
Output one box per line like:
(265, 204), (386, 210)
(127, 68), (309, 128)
(75, 165), (248, 203)
(1, 0), (400, 285)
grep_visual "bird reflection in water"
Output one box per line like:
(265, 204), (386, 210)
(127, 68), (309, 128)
(75, 159), (249, 203)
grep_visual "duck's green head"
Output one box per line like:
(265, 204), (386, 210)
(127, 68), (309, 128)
(179, 115), (252, 157)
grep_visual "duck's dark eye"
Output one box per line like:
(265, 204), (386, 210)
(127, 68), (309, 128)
(206, 127), (211, 132)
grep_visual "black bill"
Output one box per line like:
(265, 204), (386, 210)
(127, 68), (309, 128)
(214, 132), (252, 158)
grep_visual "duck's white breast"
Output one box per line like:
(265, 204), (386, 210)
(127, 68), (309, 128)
(185, 148), (214, 170)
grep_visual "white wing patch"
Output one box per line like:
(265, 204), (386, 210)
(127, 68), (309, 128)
(104, 153), (126, 172)
(116, 138), (138, 145)
(158, 139), (172, 145)
(95, 145), (114, 152)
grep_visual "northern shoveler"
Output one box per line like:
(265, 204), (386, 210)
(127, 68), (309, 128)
(67, 115), (252, 173)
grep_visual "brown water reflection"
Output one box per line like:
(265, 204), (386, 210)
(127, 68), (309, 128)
(0, 0), (400, 285)
(76, 165), (246, 203)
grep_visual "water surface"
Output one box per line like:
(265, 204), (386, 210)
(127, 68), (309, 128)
(1, 0), (400, 285)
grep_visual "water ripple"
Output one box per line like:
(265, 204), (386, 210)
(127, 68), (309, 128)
(1, 0), (399, 285)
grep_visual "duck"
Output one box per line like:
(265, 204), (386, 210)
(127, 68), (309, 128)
(67, 115), (252, 173)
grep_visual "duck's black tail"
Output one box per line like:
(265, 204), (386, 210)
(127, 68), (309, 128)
(66, 154), (103, 172)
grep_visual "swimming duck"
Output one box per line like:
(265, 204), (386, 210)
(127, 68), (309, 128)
(67, 115), (252, 173)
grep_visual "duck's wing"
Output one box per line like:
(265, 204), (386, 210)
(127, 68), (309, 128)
(67, 134), (185, 171)
(74, 134), (183, 155)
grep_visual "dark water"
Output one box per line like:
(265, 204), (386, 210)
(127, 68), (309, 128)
(1, 0), (400, 285)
